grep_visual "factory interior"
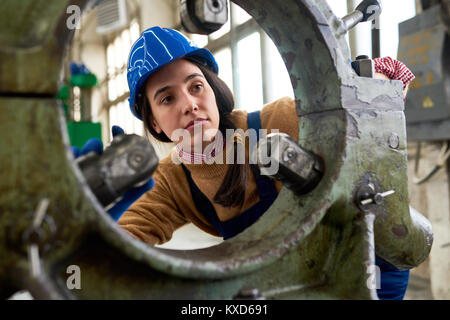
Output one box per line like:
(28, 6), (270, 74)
(1, 0), (449, 301)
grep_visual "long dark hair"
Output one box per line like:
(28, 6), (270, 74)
(136, 56), (248, 208)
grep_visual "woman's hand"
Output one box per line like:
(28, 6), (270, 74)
(373, 56), (415, 99)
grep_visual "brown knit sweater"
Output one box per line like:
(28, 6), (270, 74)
(118, 96), (299, 245)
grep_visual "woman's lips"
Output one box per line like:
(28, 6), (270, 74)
(185, 118), (207, 130)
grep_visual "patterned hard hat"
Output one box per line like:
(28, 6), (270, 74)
(127, 26), (219, 120)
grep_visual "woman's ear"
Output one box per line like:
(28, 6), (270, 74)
(151, 117), (162, 134)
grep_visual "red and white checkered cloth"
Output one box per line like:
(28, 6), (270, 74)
(176, 137), (223, 164)
(373, 56), (415, 90)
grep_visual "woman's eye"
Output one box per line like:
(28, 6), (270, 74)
(191, 84), (203, 92)
(161, 96), (172, 104)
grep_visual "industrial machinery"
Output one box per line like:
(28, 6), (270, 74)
(180, 0), (229, 34)
(398, 0), (450, 184)
(0, 0), (433, 299)
(76, 133), (158, 208)
(399, 0), (450, 141)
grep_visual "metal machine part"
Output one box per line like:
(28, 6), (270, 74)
(341, 0), (382, 32)
(0, 0), (433, 300)
(76, 134), (159, 208)
(257, 133), (323, 195)
(351, 55), (375, 78)
(340, 0), (382, 58)
(355, 182), (395, 211)
(180, 0), (229, 35)
(399, 1), (450, 141)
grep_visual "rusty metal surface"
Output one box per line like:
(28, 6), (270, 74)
(0, 0), (433, 299)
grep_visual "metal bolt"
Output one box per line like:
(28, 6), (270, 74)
(128, 150), (146, 169)
(360, 190), (395, 206)
(134, 154), (143, 164)
(283, 147), (297, 163)
(208, 0), (223, 12)
(24, 198), (50, 279)
(373, 193), (384, 205)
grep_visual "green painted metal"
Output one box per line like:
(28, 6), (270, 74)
(0, 0), (73, 95)
(0, 0), (432, 300)
(70, 73), (98, 88)
(67, 121), (102, 149)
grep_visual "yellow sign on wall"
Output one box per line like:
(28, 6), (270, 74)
(422, 96), (434, 108)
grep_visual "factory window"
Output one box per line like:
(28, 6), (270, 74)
(106, 19), (142, 140)
(265, 35), (297, 103)
(380, 0), (416, 58)
(204, 2), (294, 113)
(214, 47), (233, 93)
(236, 32), (263, 112)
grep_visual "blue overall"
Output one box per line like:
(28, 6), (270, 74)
(181, 111), (409, 299)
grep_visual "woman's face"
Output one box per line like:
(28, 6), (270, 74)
(144, 59), (220, 151)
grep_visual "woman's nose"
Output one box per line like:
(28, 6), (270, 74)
(181, 95), (199, 114)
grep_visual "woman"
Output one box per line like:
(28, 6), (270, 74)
(119, 26), (413, 299)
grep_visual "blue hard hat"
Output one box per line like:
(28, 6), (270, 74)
(127, 26), (219, 120)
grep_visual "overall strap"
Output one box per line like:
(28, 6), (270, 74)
(247, 111), (262, 140)
(246, 111), (263, 180)
(180, 164), (225, 236)
(246, 111), (279, 200)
